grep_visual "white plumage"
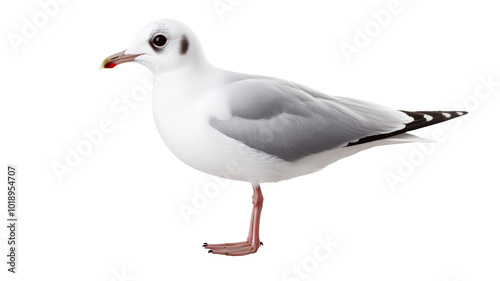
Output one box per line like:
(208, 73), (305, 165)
(101, 19), (467, 256)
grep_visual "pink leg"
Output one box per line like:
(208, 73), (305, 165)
(203, 184), (264, 256)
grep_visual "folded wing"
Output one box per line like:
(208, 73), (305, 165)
(209, 76), (466, 161)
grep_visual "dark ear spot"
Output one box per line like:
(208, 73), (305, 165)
(180, 35), (189, 55)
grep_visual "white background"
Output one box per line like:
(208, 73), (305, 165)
(1, 0), (499, 280)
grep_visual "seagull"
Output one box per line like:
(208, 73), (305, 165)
(101, 19), (467, 256)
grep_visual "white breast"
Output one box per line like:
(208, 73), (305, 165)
(151, 76), (294, 184)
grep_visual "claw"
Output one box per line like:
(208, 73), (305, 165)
(202, 242), (208, 248)
(260, 242), (264, 246)
(208, 250), (213, 253)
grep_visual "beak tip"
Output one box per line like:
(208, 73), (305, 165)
(100, 61), (115, 69)
(100, 50), (139, 70)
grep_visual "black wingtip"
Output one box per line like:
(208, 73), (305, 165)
(347, 110), (468, 147)
(402, 110), (468, 123)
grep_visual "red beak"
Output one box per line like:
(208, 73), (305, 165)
(101, 50), (141, 69)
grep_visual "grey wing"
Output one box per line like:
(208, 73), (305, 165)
(209, 76), (413, 161)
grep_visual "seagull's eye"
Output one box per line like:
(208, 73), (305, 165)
(152, 34), (167, 48)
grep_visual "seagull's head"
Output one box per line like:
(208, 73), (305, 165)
(101, 19), (206, 74)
